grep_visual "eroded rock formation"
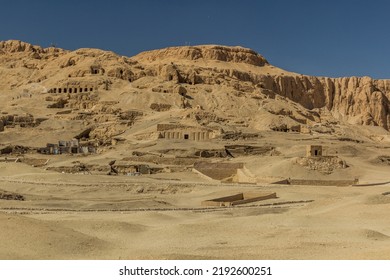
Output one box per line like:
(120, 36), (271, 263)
(0, 39), (390, 133)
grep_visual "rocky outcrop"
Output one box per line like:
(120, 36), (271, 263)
(135, 45), (269, 66)
(254, 75), (390, 129)
(0, 40), (64, 56)
(1, 39), (390, 131)
(150, 57), (390, 129)
(1, 114), (35, 127)
(137, 46), (390, 130)
(0, 40), (43, 53)
(0, 192), (24, 201)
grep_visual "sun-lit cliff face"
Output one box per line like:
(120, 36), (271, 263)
(133, 45), (269, 66)
(0, 39), (389, 138)
(133, 44), (390, 129)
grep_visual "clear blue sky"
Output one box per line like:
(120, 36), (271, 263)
(2, 0), (390, 78)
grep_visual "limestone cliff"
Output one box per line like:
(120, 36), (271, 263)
(134, 45), (269, 66)
(1, 39), (390, 131)
(133, 45), (390, 129)
(251, 75), (390, 129)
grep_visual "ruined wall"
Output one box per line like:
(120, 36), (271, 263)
(1, 114), (35, 127)
(289, 179), (357, 186)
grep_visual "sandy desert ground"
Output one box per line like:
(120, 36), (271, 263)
(1, 132), (390, 260)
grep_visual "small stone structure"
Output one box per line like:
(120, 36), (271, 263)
(157, 123), (214, 141)
(306, 145), (322, 157)
(90, 65), (104, 75)
(38, 139), (96, 155)
(201, 191), (277, 207)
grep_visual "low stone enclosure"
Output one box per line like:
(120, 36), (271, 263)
(272, 178), (359, 187)
(201, 191), (277, 207)
(193, 161), (256, 183)
(157, 123), (215, 141)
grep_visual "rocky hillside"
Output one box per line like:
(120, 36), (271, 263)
(134, 45), (390, 129)
(0, 39), (389, 143)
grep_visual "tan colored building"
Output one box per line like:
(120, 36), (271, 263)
(157, 123), (214, 141)
(306, 145), (322, 157)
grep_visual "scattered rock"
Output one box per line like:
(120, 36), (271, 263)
(0, 192), (25, 201)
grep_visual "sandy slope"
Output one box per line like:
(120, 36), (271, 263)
(1, 123), (390, 260)
(0, 153), (390, 260)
